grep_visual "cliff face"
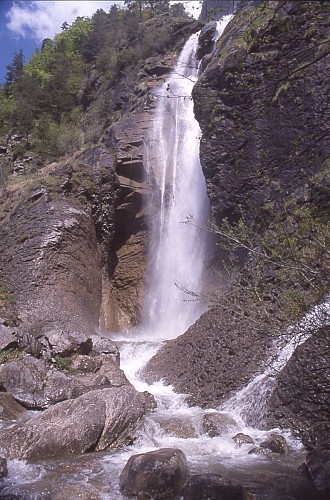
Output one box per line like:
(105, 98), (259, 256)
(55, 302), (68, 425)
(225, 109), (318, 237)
(194, 0), (329, 227)
(0, 15), (200, 340)
(144, 0), (330, 446)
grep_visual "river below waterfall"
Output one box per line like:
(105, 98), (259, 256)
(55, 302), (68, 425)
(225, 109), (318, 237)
(0, 17), (321, 500)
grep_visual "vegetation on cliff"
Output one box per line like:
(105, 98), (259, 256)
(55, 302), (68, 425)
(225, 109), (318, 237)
(0, 1), (189, 179)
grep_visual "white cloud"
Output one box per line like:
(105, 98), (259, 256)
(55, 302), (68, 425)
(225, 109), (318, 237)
(6, 1), (125, 41)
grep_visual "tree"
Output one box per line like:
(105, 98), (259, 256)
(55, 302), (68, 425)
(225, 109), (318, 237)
(61, 21), (70, 31)
(4, 49), (24, 94)
(124, 0), (170, 20)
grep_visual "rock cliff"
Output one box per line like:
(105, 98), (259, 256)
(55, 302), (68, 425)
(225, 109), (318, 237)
(0, 13), (200, 460)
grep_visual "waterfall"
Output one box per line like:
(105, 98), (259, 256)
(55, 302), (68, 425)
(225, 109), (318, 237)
(221, 298), (330, 427)
(142, 33), (210, 340)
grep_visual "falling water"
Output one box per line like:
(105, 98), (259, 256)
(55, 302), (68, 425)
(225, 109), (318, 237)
(221, 298), (330, 427)
(142, 32), (211, 339)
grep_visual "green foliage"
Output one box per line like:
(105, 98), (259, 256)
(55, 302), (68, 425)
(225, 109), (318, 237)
(4, 49), (25, 94)
(0, 2), (189, 169)
(53, 355), (73, 371)
(0, 283), (15, 306)
(213, 198), (329, 325)
(0, 347), (21, 365)
(34, 116), (82, 158)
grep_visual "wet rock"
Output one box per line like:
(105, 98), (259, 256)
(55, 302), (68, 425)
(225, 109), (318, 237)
(182, 473), (256, 499)
(0, 456), (8, 478)
(306, 448), (330, 494)
(0, 392), (27, 420)
(120, 448), (188, 499)
(0, 353), (130, 409)
(260, 433), (288, 454)
(0, 386), (148, 459)
(233, 432), (254, 446)
(143, 306), (271, 409)
(196, 21), (217, 60)
(153, 415), (197, 439)
(52, 483), (101, 500)
(248, 446), (273, 458)
(266, 328), (330, 449)
(202, 412), (239, 437)
(141, 391), (157, 413)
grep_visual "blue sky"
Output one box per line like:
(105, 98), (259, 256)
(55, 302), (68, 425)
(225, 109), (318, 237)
(0, 1), (125, 82)
(0, 1), (202, 83)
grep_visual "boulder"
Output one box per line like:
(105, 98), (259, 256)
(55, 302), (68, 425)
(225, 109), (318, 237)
(120, 448), (188, 499)
(182, 473), (256, 499)
(202, 412), (239, 437)
(305, 448), (330, 494)
(0, 392), (27, 420)
(42, 328), (93, 357)
(0, 386), (148, 459)
(0, 353), (129, 409)
(90, 334), (120, 364)
(153, 415), (197, 439)
(0, 324), (18, 350)
(233, 433), (254, 446)
(260, 433), (288, 455)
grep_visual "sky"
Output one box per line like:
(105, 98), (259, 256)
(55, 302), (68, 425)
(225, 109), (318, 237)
(0, 0), (202, 83)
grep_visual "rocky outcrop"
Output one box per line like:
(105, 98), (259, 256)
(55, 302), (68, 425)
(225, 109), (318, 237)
(265, 326), (330, 450)
(194, 1), (330, 228)
(0, 176), (103, 355)
(120, 448), (188, 499)
(143, 305), (271, 407)
(0, 385), (149, 459)
(0, 352), (128, 409)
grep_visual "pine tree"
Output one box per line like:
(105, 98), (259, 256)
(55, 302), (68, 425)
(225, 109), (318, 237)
(4, 49), (25, 94)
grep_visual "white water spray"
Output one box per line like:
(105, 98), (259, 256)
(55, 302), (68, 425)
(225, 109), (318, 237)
(142, 33), (210, 340)
(221, 299), (330, 427)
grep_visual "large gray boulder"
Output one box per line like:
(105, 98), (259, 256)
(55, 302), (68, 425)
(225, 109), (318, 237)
(202, 412), (239, 437)
(120, 448), (188, 499)
(0, 386), (148, 460)
(0, 353), (128, 409)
